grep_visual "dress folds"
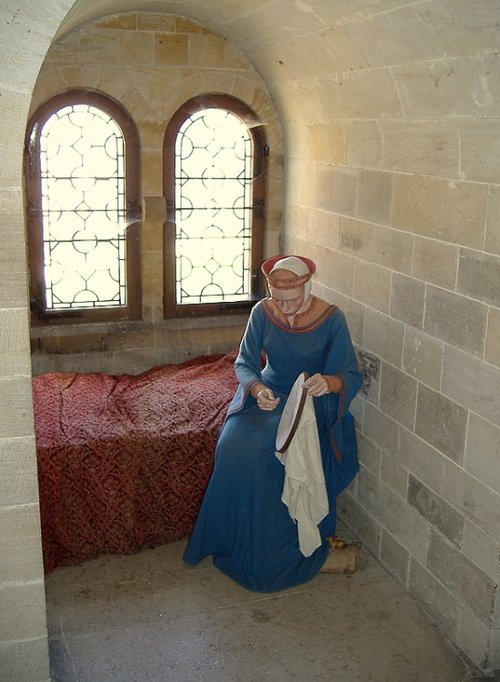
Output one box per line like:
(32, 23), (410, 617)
(183, 296), (363, 592)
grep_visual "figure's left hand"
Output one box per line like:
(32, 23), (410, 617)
(303, 373), (329, 397)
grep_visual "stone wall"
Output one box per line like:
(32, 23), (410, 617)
(29, 12), (283, 375)
(2, 2), (500, 678)
(279, 4), (500, 673)
(0, 2), (73, 678)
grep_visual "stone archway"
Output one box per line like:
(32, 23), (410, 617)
(2, 3), (499, 678)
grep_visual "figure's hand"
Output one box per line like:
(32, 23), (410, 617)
(304, 373), (329, 397)
(256, 387), (280, 411)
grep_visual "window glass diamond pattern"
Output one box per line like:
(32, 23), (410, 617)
(39, 104), (127, 309)
(174, 107), (253, 305)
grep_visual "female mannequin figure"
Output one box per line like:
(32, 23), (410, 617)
(183, 255), (363, 592)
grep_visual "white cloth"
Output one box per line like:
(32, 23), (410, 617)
(275, 395), (329, 557)
(269, 256), (309, 277)
(269, 256), (312, 299)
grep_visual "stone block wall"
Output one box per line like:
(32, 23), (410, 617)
(279, 3), (500, 673)
(29, 12), (284, 375)
(0, 2), (72, 679)
(3, 2), (500, 678)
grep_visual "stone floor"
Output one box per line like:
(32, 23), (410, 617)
(45, 524), (495, 682)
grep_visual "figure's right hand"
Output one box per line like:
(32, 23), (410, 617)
(256, 387), (280, 411)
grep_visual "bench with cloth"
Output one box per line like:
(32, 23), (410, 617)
(33, 350), (238, 572)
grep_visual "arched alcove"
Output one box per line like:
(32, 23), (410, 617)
(1, 2), (499, 678)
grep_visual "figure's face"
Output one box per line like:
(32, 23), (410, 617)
(272, 289), (305, 315)
(270, 269), (305, 315)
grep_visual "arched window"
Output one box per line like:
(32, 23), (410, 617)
(163, 94), (268, 317)
(25, 89), (141, 323)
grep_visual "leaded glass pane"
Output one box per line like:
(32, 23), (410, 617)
(174, 107), (253, 305)
(39, 104), (127, 310)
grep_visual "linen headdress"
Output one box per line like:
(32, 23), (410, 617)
(261, 255), (316, 291)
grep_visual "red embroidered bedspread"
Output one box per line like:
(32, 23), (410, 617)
(33, 350), (238, 573)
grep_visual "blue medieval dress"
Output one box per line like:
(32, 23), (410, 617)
(183, 295), (363, 592)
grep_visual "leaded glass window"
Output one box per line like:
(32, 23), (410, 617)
(39, 105), (126, 309)
(164, 94), (267, 317)
(175, 108), (252, 305)
(25, 90), (140, 323)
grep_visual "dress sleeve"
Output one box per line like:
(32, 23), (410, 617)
(323, 309), (363, 412)
(320, 310), (362, 475)
(233, 303), (266, 399)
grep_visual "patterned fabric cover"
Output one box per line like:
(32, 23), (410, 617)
(33, 351), (238, 573)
